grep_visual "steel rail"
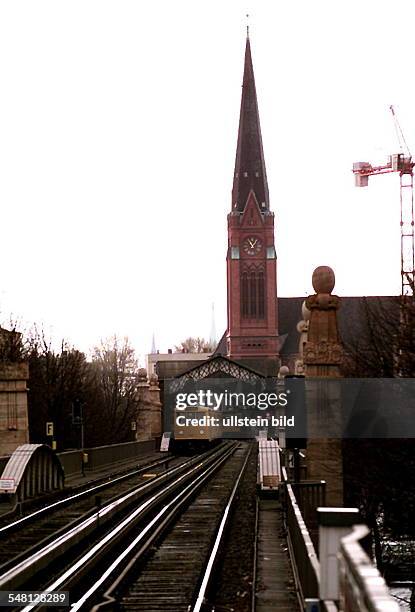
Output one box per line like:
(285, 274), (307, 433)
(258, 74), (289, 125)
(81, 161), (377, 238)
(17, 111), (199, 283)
(251, 495), (259, 612)
(192, 447), (250, 612)
(75, 443), (239, 611)
(0, 456), (191, 578)
(0, 445), (229, 590)
(0, 455), (173, 537)
(18, 443), (239, 612)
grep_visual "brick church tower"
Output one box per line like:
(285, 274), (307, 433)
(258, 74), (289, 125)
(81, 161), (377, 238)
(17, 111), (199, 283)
(226, 34), (279, 375)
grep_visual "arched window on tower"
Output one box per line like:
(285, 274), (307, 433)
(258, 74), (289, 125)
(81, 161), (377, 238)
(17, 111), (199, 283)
(258, 271), (265, 318)
(249, 271), (257, 317)
(241, 272), (249, 318)
(241, 267), (266, 319)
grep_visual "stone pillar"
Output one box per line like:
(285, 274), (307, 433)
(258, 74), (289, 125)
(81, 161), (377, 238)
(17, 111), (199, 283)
(0, 362), (29, 456)
(136, 369), (162, 441)
(148, 373), (162, 440)
(304, 266), (344, 506)
(136, 368), (152, 441)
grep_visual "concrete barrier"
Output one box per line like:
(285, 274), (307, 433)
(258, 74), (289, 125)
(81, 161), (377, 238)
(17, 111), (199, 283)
(57, 449), (83, 477)
(0, 439), (158, 483)
(58, 439), (156, 478)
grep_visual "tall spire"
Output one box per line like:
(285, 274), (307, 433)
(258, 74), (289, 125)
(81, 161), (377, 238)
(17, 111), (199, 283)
(232, 35), (269, 212)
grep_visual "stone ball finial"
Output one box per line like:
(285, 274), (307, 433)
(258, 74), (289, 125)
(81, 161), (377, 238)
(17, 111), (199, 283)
(278, 365), (290, 378)
(301, 300), (311, 321)
(312, 266), (335, 294)
(138, 367), (148, 380)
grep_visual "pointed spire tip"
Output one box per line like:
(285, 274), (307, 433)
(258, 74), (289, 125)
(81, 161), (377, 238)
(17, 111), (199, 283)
(232, 27), (270, 212)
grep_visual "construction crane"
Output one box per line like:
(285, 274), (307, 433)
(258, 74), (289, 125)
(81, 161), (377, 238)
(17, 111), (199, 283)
(352, 106), (415, 297)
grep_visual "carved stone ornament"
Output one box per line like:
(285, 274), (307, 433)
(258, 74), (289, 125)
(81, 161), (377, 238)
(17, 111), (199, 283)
(306, 293), (340, 311)
(304, 341), (343, 364)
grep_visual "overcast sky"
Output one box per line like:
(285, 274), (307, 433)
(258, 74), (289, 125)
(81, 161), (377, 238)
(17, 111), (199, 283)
(1, 0), (414, 360)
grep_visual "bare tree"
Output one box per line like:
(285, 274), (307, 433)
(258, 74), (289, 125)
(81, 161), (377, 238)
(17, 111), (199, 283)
(342, 296), (415, 573)
(89, 336), (139, 444)
(174, 337), (214, 353)
(23, 326), (91, 448)
(342, 295), (415, 377)
(0, 317), (25, 362)
(342, 297), (399, 377)
(0, 318), (143, 449)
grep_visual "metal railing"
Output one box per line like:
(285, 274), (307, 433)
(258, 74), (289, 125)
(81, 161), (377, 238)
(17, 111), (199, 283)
(281, 463), (400, 611)
(281, 466), (338, 611)
(338, 525), (400, 612)
(284, 475), (321, 602)
(291, 480), (326, 551)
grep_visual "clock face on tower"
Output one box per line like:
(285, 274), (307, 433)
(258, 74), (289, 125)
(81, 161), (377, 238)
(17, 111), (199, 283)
(242, 236), (263, 256)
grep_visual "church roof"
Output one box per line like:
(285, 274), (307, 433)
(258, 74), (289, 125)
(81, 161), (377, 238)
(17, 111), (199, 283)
(278, 296), (400, 359)
(232, 35), (269, 213)
(212, 295), (400, 365)
(212, 329), (227, 356)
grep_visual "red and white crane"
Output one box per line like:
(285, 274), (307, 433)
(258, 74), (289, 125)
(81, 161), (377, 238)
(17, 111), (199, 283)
(352, 106), (415, 297)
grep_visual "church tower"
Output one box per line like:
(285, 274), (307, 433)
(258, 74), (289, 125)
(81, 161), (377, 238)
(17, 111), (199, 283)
(226, 34), (278, 374)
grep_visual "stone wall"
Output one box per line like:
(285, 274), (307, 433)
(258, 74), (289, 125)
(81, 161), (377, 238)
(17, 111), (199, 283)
(0, 362), (29, 456)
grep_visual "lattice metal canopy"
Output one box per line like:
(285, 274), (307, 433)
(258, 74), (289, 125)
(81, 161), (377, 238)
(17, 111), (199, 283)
(168, 355), (269, 392)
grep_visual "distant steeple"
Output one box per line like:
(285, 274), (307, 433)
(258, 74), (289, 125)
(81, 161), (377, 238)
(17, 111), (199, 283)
(151, 332), (156, 354)
(232, 34), (269, 212)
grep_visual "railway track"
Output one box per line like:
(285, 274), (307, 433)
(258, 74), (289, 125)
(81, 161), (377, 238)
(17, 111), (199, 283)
(2, 441), (251, 611)
(0, 453), (192, 569)
(0, 452), (171, 526)
(93, 444), (250, 612)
